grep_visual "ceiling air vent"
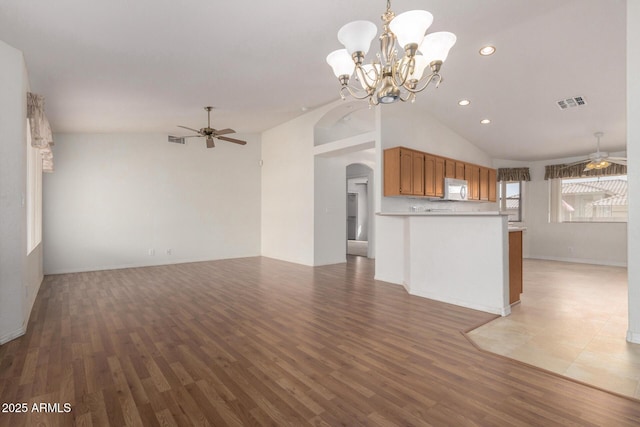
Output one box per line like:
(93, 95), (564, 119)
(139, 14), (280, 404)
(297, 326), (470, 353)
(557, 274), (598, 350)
(557, 96), (587, 110)
(168, 135), (186, 144)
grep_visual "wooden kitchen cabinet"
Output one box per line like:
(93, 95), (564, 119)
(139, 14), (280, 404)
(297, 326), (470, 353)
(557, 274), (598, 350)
(509, 230), (523, 304)
(465, 164), (480, 200)
(488, 168), (497, 202)
(479, 167), (490, 201)
(424, 154), (436, 197)
(384, 147), (425, 196)
(445, 159), (455, 178)
(412, 151), (425, 196)
(434, 157), (445, 197)
(455, 162), (466, 180)
(384, 147), (496, 201)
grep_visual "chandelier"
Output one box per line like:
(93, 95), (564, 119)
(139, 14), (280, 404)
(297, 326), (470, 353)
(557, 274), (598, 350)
(326, 0), (456, 106)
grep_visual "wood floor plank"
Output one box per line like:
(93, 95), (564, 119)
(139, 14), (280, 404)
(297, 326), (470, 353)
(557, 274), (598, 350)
(1, 256), (640, 426)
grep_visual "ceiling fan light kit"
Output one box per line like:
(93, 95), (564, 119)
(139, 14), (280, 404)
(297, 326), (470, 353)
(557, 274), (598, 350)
(563, 132), (627, 172)
(169, 106), (247, 149)
(326, 0), (456, 106)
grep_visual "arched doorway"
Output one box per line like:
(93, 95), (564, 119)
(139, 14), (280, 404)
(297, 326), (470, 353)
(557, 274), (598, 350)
(347, 163), (374, 258)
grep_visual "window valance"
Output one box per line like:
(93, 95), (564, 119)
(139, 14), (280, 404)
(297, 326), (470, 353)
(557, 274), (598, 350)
(544, 162), (626, 180)
(27, 92), (54, 172)
(497, 167), (530, 182)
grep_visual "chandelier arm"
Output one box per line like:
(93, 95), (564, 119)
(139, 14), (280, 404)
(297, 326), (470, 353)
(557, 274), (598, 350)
(404, 73), (441, 94)
(342, 85), (374, 100)
(355, 64), (379, 91)
(392, 55), (414, 88)
(398, 92), (415, 103)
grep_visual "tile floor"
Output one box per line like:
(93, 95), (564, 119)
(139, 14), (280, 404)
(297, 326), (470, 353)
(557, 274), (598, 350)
(467, 259), (640, 399)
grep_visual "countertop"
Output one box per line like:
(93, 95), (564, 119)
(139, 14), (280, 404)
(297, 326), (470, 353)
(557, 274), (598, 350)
(377, 211), (507, 217)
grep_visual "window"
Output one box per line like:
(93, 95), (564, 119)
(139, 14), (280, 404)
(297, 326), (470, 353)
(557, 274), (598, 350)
(499, 181), (522, 222)
(26, 122), (43, 254)
(553, 175), (627, 223)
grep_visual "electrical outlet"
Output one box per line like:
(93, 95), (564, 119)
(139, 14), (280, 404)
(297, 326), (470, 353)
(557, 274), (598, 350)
(148, 248), (155, 256)
(568, 246), (574, 255)
(166, 248), (172, 255)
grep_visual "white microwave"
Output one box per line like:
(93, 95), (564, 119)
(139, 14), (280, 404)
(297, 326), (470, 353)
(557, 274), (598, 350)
(443, 178), (468, 201)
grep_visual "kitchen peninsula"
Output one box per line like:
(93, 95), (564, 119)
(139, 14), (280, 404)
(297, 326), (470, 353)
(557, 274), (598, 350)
(375, 211), (513, 316)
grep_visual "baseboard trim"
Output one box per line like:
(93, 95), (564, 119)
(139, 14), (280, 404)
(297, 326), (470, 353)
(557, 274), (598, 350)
(0, 326), (26, 345)
(526, 255), (627, 267)
(627, 330), (640, 344)
(44, 254), (261, 275)
(409, 289), (511, 317)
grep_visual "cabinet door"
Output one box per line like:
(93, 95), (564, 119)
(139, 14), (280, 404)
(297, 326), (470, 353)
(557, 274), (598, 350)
(455, 162), (466, 180)
(424, 155), (436, 197)
(435, 157), (445, 197)
(465, 164), (480, 200)
(412, 152), (425, 196)
(509, 231), (523, 304)
(399, 149), (413, 195)
(445, 159), (456, 178)
(479, 167), (489, 201)
(383, 147), (401, 196)
(488, 168), (497, 202)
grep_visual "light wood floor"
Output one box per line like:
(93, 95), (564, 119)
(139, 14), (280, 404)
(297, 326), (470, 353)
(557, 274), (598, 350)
(2, 256), (640, 426)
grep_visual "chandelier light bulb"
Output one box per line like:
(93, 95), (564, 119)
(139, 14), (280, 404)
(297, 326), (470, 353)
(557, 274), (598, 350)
(326, 49), (355, 78)
(338, 21), (378, 56)
(389, 10), (434, 51)
(420, 32), (457, 64)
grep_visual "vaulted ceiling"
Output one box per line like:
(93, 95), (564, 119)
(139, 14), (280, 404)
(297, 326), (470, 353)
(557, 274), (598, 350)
(0, 0), (627, 161)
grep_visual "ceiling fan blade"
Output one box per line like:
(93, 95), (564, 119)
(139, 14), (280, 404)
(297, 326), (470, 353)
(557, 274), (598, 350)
(561, 159), (589, 168)
(181, 134), (204, 139)
(213, 128), (235, 136)
(216, 135), (247, 145)
(206, 137), (215, 148)
(168, 135), (186, 144)
(608, 158), (627, 165)
(178, 125), (202, 134)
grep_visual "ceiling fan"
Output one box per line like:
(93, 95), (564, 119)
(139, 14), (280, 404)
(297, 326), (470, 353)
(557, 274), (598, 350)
(169, 106), (246, 148)
(564, 132), (626, 171)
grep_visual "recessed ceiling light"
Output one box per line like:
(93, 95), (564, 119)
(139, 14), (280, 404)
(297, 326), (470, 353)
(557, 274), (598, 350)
(458, 99), (470, 106)
(479, 45), (496, 56)
(480, 119), (491, 124)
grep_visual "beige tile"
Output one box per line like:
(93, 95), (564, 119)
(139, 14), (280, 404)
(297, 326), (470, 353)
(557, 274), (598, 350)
(467, 259), (640, 399)
(565, 360), (639, 396)
(506, 343), (582, 375)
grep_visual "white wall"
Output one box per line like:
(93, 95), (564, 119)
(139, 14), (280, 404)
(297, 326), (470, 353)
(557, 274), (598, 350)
(313, 148), (377, 265)
(0, 40), (43, 344)
(261, 105), (331, 266)
(261, 99), (377, 266)
(379, 101), (497, 213)
(376, 214), (510, 316)
(494, 156), (627, 267)
(43, 133), (261, 274)
(627, 0), (640, 343)
(314, 156), (348, 265)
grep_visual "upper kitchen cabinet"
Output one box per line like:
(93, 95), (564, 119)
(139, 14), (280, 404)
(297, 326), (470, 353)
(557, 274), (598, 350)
(465, 164), (480, 200)
(479, 167), (490, 201)
(384, 147), (425, 196)
(488, 168), (497, 202)
(445, 159), (465, 180)
(384, 146), (496, 202)
(425, 155), (445, 197)
(479, 166), (498, 202)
